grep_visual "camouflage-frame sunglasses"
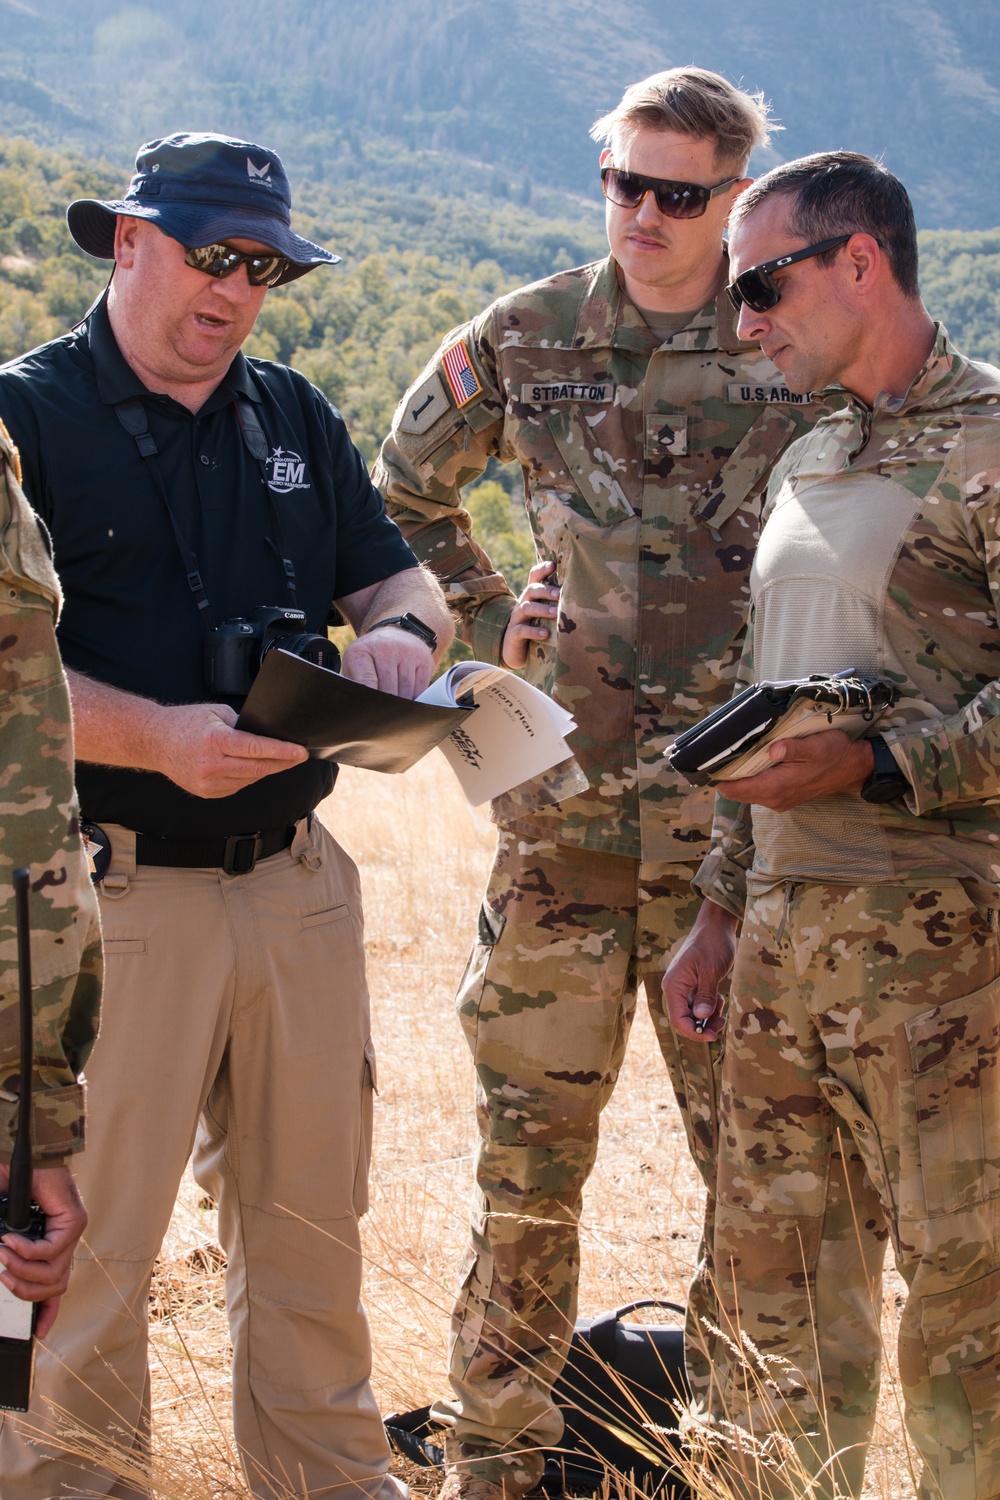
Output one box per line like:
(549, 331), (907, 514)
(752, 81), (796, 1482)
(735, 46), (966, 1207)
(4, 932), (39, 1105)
(184, 242), (292, 287)
(726, 235), (852, 313)
(601, 166), (740, 220)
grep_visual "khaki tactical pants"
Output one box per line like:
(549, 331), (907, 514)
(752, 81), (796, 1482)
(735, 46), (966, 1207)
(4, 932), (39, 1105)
(0, 817), (399, 1500)
(711, 880), (1000, 1500)
(434, 828), (717, 1491)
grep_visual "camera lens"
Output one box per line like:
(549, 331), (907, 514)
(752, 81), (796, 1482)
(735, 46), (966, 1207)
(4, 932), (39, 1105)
(262, 632), (341, 674)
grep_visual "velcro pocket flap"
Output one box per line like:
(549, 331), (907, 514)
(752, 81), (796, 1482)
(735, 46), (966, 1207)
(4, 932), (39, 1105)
(692, 409), (799, 531)
(546, 410), (635, 525)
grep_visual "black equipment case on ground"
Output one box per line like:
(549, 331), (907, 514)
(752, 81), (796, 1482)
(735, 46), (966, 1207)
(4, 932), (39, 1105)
(386, 1300), (689, 1496)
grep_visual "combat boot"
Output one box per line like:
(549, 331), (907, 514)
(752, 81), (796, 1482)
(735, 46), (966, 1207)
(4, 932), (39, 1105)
(437, 1472), (512, 1500)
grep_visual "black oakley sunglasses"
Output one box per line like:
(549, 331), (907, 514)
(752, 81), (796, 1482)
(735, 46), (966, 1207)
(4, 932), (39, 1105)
(184, 242), (291, 287)
(601, 166), (740, 220)
(726, 235), (852, 313)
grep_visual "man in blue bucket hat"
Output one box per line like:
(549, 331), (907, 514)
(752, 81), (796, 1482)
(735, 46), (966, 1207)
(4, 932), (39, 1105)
(0, 132), (450, 1499)
(66, 131), (340, 284)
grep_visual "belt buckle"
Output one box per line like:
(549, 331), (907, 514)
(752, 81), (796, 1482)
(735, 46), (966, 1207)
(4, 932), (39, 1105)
(222, 833), (262, 875)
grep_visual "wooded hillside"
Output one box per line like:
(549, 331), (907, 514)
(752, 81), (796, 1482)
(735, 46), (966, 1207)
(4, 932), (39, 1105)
(3, 136), (998, 484)
(1, 0), (998, 229)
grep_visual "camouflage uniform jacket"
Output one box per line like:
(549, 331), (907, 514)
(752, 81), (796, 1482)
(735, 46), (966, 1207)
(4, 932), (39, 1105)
(697, 326), (1000, 916)
(374, 256), (820, 862)
(0, 421), (101, 1166)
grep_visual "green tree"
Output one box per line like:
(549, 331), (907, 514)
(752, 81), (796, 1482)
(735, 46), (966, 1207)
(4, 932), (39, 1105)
(465, 481), (534, 599)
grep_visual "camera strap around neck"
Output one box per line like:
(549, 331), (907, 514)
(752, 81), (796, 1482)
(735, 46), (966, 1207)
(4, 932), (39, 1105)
(113, 395), (300, 627)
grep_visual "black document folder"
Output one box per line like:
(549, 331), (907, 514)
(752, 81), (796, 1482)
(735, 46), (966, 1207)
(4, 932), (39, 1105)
(235, 650), (474, 774)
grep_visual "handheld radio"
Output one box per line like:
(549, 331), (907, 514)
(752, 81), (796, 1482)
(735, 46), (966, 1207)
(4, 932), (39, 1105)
(0, 868), (47, 1411)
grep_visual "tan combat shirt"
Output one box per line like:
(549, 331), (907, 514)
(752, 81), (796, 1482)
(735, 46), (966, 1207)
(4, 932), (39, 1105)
(375, 256), (821, 862)
(696, 328), (1000, 914)
(0, 422), (101, 1165)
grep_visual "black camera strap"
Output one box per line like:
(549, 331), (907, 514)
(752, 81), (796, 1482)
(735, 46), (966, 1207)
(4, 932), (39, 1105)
(115, 398), (217, 630)
(234, 398), (300, 608)
(113, 396), (300, 626)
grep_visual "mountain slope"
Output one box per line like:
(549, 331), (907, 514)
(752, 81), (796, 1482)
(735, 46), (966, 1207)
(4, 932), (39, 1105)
(0, 0), (997, 228)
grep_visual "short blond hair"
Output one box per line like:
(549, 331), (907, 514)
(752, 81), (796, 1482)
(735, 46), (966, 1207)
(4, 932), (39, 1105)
(590, 67), (775, 174)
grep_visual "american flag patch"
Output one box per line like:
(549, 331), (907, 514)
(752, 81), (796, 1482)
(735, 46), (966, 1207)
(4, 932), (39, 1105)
(442, 339), (483, 407)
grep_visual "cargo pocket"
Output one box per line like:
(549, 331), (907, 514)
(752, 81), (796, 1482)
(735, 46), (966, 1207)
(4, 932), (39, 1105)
(450, 1218), (496, 1376)
(300, 902), (350, 930)
(905, 975), (1000, 1219)
(920, 1265), (1000, 1499)
(352, 1036), (377, 1217)
(455, 901), (506, 1055)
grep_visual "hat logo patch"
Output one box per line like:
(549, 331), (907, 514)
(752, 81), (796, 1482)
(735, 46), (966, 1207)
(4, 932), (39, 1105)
(247, 157), (271, 184)
(266, 447), (310, 493)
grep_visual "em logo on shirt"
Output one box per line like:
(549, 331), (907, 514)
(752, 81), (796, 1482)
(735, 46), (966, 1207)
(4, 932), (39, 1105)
(266, 448), (311, 493)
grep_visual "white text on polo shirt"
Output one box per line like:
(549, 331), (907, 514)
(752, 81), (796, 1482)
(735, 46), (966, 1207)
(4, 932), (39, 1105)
(266, 448), (312, 492)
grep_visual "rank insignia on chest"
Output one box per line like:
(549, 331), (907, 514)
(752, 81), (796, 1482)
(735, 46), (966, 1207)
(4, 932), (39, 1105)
(441, 339), (484, 407)
(645, 413), (688, 457)
(517, 381), (615, 406)
(726, 381), (813, 406)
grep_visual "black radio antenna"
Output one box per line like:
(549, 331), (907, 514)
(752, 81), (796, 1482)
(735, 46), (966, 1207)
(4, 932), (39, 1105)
(5, 870), (34, 1233)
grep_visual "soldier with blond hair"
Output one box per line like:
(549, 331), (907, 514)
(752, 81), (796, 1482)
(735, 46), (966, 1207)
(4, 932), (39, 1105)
(376, 66), (827, 1500)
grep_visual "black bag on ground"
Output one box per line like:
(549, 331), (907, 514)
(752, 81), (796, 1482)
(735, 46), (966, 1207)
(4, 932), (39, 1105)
(385, 1300), (689, 1496)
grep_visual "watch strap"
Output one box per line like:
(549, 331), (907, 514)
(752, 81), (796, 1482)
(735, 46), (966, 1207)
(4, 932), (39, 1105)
(861, 735), (909, 804)
(364, 612), (438, 651)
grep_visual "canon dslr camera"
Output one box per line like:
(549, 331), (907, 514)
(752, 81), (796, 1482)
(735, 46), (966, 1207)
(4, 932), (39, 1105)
(204, 605), (341, 697)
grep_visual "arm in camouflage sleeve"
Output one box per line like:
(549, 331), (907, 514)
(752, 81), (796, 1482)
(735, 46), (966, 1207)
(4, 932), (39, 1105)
(371, 312), (517, 664)
(0, 426), (102, 1169)
(691, 790), (754, 920)
(881, 443), (1000, 816)
(691, 612), (758, 920)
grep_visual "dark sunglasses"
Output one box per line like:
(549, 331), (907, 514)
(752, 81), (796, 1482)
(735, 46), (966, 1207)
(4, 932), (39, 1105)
(601, 166), (740, 220)
(726, 235), (852, 313)
(183, 242), (291, 287)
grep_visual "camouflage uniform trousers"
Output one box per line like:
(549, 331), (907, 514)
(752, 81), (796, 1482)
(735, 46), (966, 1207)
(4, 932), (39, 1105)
(435, 826), (720, 1492)
(709, 878), (1000, 1500)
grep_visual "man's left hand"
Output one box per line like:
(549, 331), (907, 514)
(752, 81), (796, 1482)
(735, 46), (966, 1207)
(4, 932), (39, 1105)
(341, 628), (435, 699)
(721, 730), (875, 811)
(0, 1164), (87, 1339)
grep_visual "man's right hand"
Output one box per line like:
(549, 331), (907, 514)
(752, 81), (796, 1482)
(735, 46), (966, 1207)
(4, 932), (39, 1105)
(661, 898), (740, 1042)
(0, 1165), (87, 1339)
(151, 702), (307, 798)
(501, 560), (561, 669)
(67, 669), (309, 796)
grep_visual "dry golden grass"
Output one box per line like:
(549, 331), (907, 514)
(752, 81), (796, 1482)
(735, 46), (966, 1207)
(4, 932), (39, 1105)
(124, 756), (916, 1498)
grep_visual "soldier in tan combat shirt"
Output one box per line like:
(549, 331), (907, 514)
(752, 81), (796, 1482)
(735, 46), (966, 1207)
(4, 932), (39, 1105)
(664, 152), (1000, 1500)
(0, 421), (101, 1339)
(375, 68), (828, 1500)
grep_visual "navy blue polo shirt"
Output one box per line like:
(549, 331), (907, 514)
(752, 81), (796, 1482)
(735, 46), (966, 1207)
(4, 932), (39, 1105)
(0, 297), (417, 838)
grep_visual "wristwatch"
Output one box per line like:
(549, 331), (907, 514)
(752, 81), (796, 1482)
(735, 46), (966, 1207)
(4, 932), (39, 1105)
(860, 734), (910, 804)
(364, 612), (438, 651)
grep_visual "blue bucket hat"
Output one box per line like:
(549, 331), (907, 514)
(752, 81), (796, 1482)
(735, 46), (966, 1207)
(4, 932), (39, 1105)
(67, 132), (340, 286)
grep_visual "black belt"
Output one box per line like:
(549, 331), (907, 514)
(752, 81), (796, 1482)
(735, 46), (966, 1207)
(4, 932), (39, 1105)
(134, 826), (297, 875)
